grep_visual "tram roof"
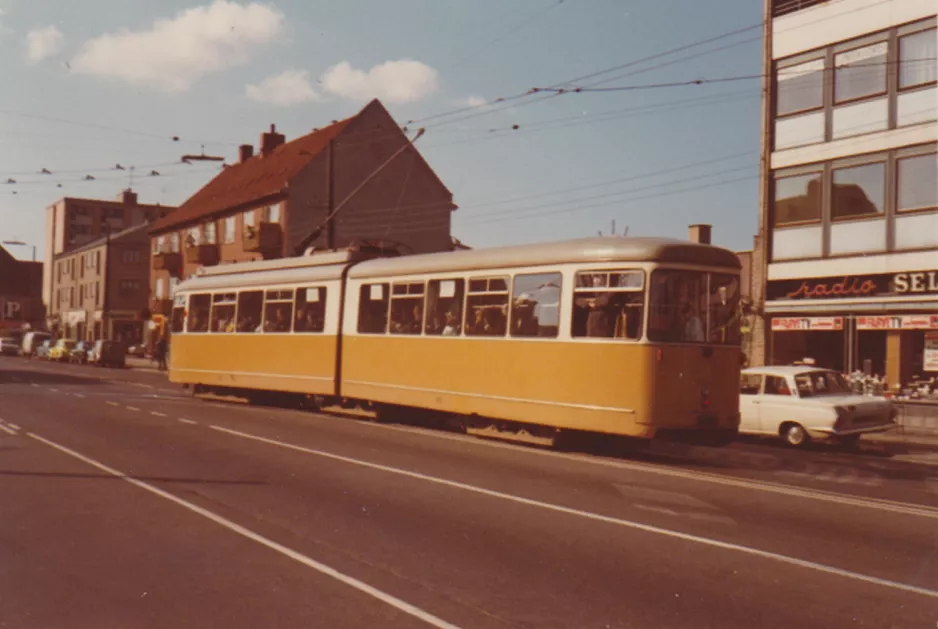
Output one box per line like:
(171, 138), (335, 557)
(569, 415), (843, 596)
(348, 236), (741, 279)
(176, 262), (348, 293)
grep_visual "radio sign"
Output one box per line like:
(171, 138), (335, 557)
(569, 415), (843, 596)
(768, 270), (938, 301)
(772, 317), (844, 331)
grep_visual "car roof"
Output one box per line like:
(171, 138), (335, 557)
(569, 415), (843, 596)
(742, 365), (835, 377)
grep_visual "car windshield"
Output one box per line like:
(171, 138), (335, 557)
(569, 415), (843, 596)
(794, 371), (852, 397)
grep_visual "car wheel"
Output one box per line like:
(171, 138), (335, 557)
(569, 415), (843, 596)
(782, 422), (809, 447)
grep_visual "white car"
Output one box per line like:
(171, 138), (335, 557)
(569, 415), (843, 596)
(739, 365), (897, 447)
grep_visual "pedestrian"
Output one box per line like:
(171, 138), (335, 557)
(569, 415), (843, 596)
(156, 336), (168, 371)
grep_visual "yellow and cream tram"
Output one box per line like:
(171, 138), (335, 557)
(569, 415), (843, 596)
(169, 237), (743, 446)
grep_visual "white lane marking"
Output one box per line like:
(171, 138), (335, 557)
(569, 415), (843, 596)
(178, 418), (197, 425)
(150, 411), (167, 418)
(131, 383), (155, 389)
(126, 406), (140, 412)
(7, 423), (21, 431)
(50, 388), (59, 393)
(106, 401), (120, 406)
(0, 424), (17, 435)
(74, 393), (86, 398)
(30, 383), (39, 387)
(209, 424), (938, 600)
(27, 432), (463, 629)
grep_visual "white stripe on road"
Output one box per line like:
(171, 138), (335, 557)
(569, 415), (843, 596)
(7, 422), (21, 431)
(178, 418), (197, 425)
(150, 411), (167, 418)
(30, 383), (39, 387)
(0, 424), (17, 435)
(50, 388), (59, 393)
(74, 393), (86, 398)
(126, 406), (140, 412)
(210, 424), (938, 601)
(27, 432), (463, 629)
(106, 401), (120, 406)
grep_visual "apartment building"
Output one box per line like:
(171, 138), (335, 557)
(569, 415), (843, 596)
(50, 223), (153, 344)
(147, 98), (457, 328)
(43, 189), (174, 315)
(759, 0), (937, 386)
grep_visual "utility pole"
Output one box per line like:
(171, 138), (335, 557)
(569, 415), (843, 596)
(326, 139), (335, 250)
(102, 225), (111, 341)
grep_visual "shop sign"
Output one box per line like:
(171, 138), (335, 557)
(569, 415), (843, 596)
(768, 270), (938, 301)
(925, 333), (938, 372)
(772, 317), (844, 331)
(857, 315), (938, 330)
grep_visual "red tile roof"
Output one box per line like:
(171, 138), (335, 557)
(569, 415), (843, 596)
(149, 117), (354, 234)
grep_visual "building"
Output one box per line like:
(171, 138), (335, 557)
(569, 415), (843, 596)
(0, 245), (43, 331)
(49, 223), (154, 344)
(758, 0), (937, 387)
(43, 189), (174, 316)
(147, 98), (456, 333)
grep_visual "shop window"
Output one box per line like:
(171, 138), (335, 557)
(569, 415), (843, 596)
(465, 277), (509, 337)
(764, 376), (792, 396)
(776, 58), (824, 116)
(834, 42), (887, 103)
(510, 272), (562, 338)
(294, 287), (326, 333)
(899, 29), (937, 90)
(773, 172), (822, 225)
(739, 373), (762, 395)
(425, 279), (464, 336)
(572, 270), (644, 340)
(171, 306), (186, 333)
(358, 283), (390, 334)
(262, 289), (294, 332)
(897, 153), (938, 212)
(831, 162), (885, 219)
(390, 282), (425, 335)
(187, 294), (210, 332)
(210, 293), (236, 333)
(236, 291), (263, 332)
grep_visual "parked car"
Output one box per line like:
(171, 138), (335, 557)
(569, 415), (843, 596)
(21, 331), (52, 358)
(739, 366), (897, 447)
(48, 339), (77, 362)
(0, 337), (21, 356)
(69, 341), (92, 364)
(89, 340), (126, 368)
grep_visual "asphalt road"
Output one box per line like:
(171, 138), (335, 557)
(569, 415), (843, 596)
(1, 356), (936, 628)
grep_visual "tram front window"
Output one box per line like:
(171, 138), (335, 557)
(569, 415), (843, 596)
(648, 270), (740, 345)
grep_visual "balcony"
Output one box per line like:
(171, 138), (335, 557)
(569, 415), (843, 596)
(772, 0), (827, 17)
(243, 222), (283, 258)
(151, 298), (173, 317)
(152, 251), (182, 277)
(185, 243), (220, 266)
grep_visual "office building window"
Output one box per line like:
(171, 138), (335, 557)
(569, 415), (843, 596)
(834, 42), (887, 103)
(777, 58), (824, 116)
(773, 172), (822, 225)
(897, 153), (938, 212)
(831, 162), (885, 220)
(899, 29), (937, 89)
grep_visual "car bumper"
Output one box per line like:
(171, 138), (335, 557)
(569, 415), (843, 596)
(809, 423), (896, 440)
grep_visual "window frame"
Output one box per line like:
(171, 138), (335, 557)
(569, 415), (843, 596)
(775, 55), (826, 118)
(389, 281), (426, 336)
(209, 292), (238, 333)
(772, 169), (824, 227)
(832, 40), (889, 106)
(897, 26), (938, 92)
(510, 271), (563, 339)
(896, 150), (938, 214)
(293, 286), (328, 334)
(464, 275), (510, 338)
(424, 278), (466, 336)
(829, 159), (887, 222)
(570, 268), (646, 341)
(357, 282), (391, 335)
(261, 288), (295, 333)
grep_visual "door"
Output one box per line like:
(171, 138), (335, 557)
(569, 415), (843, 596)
(759, 375), (795, 435)
(738, 373), (763, 434)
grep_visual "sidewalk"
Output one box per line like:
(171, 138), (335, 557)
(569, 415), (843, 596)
(864, 427), (938, 452)
(126, 356), (167, 373)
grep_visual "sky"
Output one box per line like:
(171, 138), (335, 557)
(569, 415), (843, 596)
(0, 0), (764, 261)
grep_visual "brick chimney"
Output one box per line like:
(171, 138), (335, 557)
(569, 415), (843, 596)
(260, 124), (285, 157)
(239, 144), (254, 163)
(118, 189), (138, 206)
(688, 224), (712, 245)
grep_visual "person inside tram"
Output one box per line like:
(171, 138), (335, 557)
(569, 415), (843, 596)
(682, 303), (705, 342)
(442, 310), (460, 336)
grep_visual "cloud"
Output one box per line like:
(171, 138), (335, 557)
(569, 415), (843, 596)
(25, 25), (64, 64)
(71, 0), (284, 92)
(320, 59), (439, 104)
(246, 69), (321, 105)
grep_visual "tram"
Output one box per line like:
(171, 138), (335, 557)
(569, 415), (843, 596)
(168, 237), (743, 446)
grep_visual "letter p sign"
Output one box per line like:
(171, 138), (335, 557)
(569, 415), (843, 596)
(3, 300), (21, 320)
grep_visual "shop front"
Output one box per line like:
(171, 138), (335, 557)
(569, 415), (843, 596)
(765, 270), (938, 390)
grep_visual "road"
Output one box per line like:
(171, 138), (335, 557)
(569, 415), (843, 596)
(1, 356), (936, 628)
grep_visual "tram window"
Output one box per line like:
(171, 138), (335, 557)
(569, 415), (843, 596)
(170, 306), (186, 333)
(648, 270), (709, 344)
(465, 276), (508, 337)
(210, 293), (237, 333)
(511, 272), (562, 338)
(390, 282), (425, 335)
(571, 270), (645, 340)
(262, 289), (294, 333)
(294, 287), (326, 333)
(236, 291), (263, 332)
(425, 279), (464, 336)
(708, 273), (741, 345)
(358, 283), (390, 334)
(187, 294), (210, 333)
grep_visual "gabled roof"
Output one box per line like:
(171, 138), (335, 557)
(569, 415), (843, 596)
(149, 116), (355, 234)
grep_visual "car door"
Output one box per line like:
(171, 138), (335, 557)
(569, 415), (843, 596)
(759, 375), (795, 434)
(738, 373), (764, 434)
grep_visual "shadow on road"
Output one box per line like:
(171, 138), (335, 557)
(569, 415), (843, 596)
(0, 469), (267, 485)
(0, 369), (107, 386)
